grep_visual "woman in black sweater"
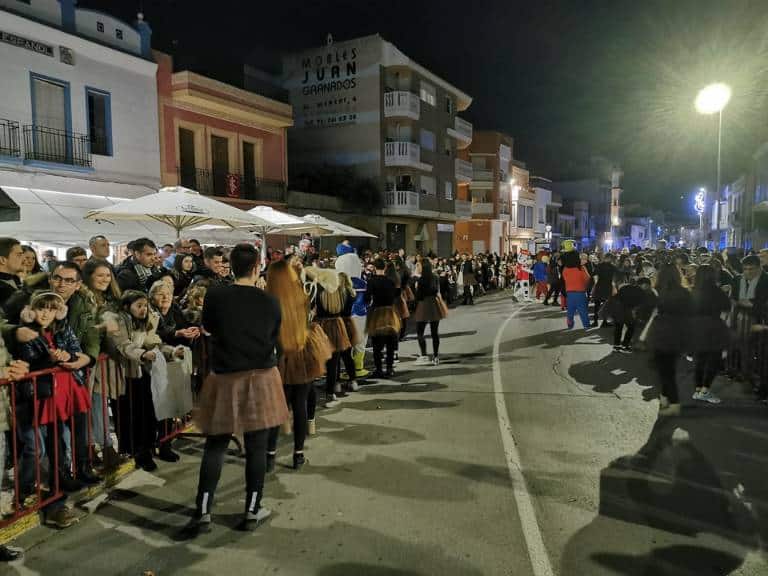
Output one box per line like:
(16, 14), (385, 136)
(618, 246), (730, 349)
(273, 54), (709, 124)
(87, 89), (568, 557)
(690, 264), (730, 404)
(413, 258), (446, 366)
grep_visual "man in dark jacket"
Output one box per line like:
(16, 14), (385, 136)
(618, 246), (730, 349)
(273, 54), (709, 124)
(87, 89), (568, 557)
(193, 246), (225, 286)
(460, 253), (475, 305)
(732, 255), (768, 321)
(0, 238), (23, 310)
(116, 238), (158, 293)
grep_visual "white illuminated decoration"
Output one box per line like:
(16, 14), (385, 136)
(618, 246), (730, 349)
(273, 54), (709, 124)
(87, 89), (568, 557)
(695, 190), (705, 214)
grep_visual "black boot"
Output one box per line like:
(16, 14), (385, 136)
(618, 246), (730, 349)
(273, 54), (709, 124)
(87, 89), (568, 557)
(158, 442), (180, 463)
(293, 452), (306, 470)
(76, 462), (101, 486)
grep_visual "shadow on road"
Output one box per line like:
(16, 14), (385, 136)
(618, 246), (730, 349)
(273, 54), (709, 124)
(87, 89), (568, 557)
(561, 408), (768, 575)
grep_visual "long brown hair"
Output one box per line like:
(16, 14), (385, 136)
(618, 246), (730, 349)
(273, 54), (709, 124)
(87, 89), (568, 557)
(266, 260), (308, 352)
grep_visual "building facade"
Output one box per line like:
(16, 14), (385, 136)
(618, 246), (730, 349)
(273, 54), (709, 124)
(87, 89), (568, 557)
(455, 131), (512, 254)
(281, 34), (473, 256)
(156, 51), (292, 209)
(0, 0), (164, 244)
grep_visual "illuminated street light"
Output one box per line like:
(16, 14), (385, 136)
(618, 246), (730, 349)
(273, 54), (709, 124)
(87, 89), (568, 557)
(695, 83), (731, 249)
(695, 83), (731, 115)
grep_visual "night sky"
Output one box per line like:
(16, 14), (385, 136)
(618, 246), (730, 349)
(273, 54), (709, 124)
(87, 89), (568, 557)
(84, 0), (768, 217)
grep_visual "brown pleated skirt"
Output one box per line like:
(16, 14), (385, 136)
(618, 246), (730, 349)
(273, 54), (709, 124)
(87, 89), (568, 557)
(280, 323), (334, 385)
(413, 296), (447, 323)
(366, 305), (402, 337)
(194, 367), (288, 435)
(319, 317), (352, 352)
(403, 284), (415, 303)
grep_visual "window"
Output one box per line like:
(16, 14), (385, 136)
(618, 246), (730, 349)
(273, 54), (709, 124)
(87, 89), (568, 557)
(511, 203), (517, 227)
(116, 29), (123, 40)
(517, 204), (525, 228)
(444, 138), (452, 157)
(419, 81), (436, 106)
(96, 21), (104, 33)
(420, 129), (435, 151)
(30, 74), (71, 163)
(538, 207), (545, 224)
(526, 206), (534, 228)
(420, 175), (436, 196)
(86, 89), (111, 156)
(446, 96), (453, 114)
(178, 128), (196, 188)
(445, 181), (453, 200)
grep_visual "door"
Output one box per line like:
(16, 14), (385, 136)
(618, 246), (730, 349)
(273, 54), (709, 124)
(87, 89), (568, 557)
(386, 223), (406, 251)
(31, 77), (68, 162)
(179, 128), (196, 189)
(242, 141), (256, 199)
(437, 230), (452, 258)
(211, 135), (229, 197)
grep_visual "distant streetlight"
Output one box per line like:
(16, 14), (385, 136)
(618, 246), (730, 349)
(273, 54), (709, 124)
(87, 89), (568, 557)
(695, 83), (731, 249)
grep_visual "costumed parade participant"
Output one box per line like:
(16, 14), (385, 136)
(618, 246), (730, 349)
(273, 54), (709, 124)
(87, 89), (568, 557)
(514, 251), (533, 301)
(335, 253), (370, 378)
(365, 258), (401, 378)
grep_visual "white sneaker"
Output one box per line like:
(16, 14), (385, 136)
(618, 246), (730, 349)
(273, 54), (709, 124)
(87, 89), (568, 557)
(658, 403), (681, 417)
(432, 356), (440, 366)
(348, 380), (359, 392)
(325, 394), (340, 408)
(414, 356), (431, 366)
(692, 391), (702, 401)
(696, 390), (721, 404)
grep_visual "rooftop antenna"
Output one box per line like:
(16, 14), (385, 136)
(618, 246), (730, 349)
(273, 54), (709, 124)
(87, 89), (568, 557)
(327, 33), (333, 46)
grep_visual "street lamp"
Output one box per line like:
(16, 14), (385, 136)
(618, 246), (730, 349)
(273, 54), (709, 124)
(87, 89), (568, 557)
(648, 218), (654, 248)
(695, 187), (706, 245)
(695, 82), (731, 249)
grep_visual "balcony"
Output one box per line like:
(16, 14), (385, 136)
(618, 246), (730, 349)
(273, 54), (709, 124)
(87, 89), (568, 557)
(23, 125), (92, 168)
(0, 119), (20, 158)
(455, 158), (473, 183)
(447, 116), (473, 148)
(455, 199), (472, 220)
(384, 188), (420, 216)
(178, 167), (286, 203)
(472, 201), (494, 215)
(384, 141), (431, 171)
(384, 91), (420, 120)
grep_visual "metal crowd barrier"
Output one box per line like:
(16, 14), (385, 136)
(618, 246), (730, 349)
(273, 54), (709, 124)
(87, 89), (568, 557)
(727, 305), (755, 382)
(0, 335), (208, 530)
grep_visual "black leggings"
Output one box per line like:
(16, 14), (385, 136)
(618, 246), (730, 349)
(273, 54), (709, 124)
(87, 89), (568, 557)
(268, 384), (311, 453)
(325, 349), (355, 394)
(372, 334), (397, 371)
(196, 429), (269, 516)
(614, 320), (635, 346)
(119, 374), (157, 456)
(307, 385), (317, 421)
(544, 283), (561, 304)
(695, 351), (721, 389)
(417, 321), (440, 356)
(654, 351), (679, 404)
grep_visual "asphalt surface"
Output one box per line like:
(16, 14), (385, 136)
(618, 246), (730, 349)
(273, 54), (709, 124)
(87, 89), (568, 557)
(3, 292), (768, 576)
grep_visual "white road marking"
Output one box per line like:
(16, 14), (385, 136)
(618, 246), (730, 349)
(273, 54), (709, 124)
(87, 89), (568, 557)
(493, 303), (555, 576)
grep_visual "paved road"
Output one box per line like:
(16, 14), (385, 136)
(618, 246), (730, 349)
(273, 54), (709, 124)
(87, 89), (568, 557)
(6, 293), (768, 575)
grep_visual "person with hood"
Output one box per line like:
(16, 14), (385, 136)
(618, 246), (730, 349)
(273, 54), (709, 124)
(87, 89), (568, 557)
(305, 265), (358, 406)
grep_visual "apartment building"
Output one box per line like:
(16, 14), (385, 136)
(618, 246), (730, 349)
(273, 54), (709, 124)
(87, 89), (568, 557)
(156, 51), (292, 208)
(282, 34), (473, 256)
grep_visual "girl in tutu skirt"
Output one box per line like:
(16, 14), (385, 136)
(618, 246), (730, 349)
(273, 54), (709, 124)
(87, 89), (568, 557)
(266, 260), (332, 470)
(187, 244), (288, 535)
(413, 259), (446, 366)
(365, 259), (401, 378)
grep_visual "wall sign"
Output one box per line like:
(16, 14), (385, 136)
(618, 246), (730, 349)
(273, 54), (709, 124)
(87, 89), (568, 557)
(0, 30), (53, 57)
(298, 43), (359, 128)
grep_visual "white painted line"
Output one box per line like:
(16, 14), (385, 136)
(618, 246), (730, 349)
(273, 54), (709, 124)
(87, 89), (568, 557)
(493, 303), (555, 576)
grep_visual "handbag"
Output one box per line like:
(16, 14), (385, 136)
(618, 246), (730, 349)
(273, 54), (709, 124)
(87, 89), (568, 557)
(435, 293), (449, 319)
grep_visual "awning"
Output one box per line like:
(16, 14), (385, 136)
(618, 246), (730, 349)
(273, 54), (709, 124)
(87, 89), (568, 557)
(0, 187), (20, 222)
(0, 186), (176, 246)
(414, 223), (430, 242)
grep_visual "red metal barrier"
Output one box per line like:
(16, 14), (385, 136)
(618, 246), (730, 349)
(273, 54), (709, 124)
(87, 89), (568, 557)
(0, 337), (206, 529)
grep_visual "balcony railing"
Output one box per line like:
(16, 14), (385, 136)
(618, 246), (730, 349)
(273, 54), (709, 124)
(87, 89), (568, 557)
(178, 167), (286, 203)
(455, 199), (472, 219)
(0, 119), (20, 158)
(23, 124), (92, 167)
(447, 116), (473, 147)
(471, 201), (494, 215)
(473, 168), (493, 181)
(384, 91), (420, 120)
(385, 189), (419, 210)
(455, 158), (473, 182)
(384, 141), (422, 168)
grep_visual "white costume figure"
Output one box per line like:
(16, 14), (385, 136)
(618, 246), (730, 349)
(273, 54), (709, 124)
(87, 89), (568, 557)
(334, 253), (369, 378)
(514, 251), (533, 301)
